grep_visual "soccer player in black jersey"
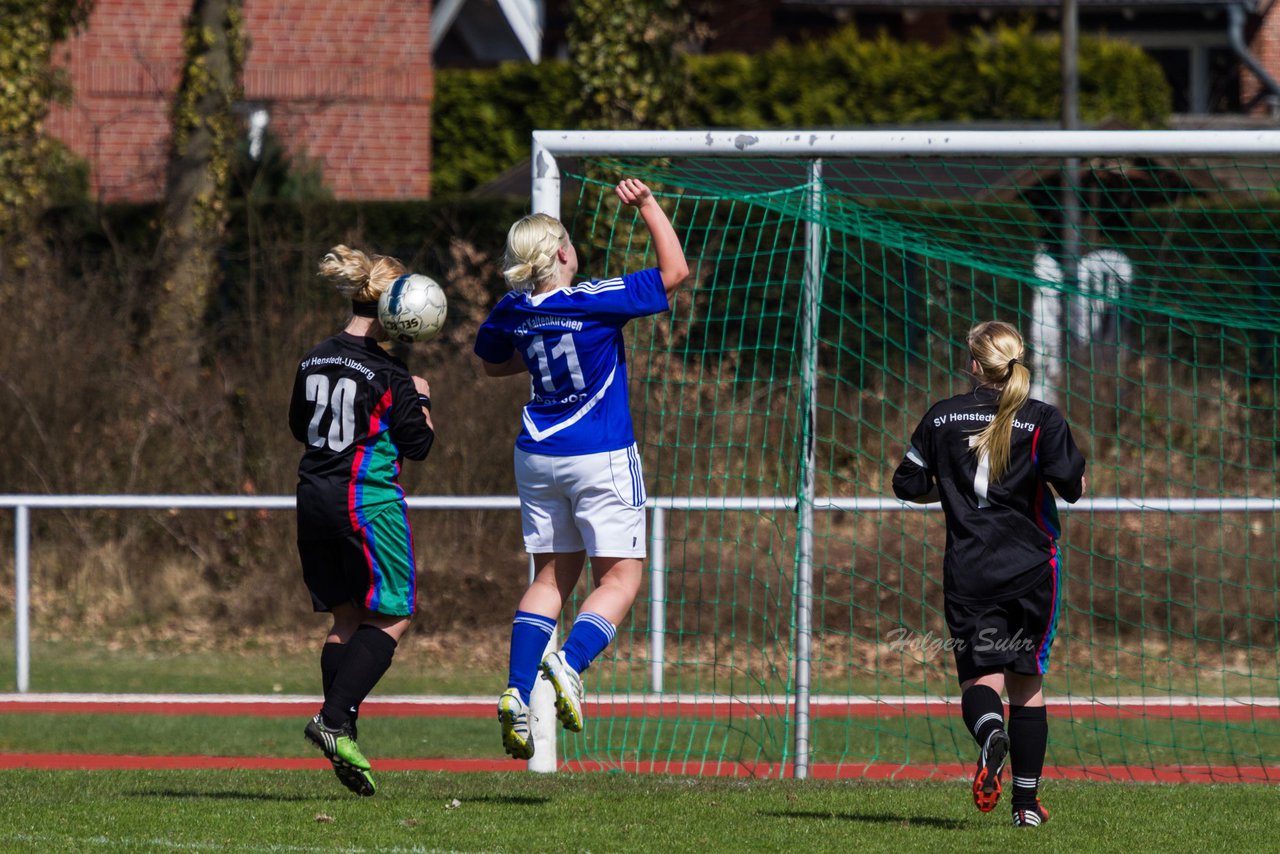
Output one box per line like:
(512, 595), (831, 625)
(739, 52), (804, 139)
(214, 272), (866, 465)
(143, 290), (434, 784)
(892, 320), (1086, 827)
(288, 245), (435, 796)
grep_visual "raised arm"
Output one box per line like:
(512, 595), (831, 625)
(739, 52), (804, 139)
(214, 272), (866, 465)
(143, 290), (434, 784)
(616, 178), (689, 299)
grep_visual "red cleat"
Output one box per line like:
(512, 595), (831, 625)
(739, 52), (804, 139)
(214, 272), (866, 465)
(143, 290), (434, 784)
(971, 729), (1009, 813)
(1012, 799), (1051, 827)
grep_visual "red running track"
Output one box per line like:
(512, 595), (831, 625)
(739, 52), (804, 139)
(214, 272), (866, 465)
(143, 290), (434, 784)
(3, 695), (1275, 783)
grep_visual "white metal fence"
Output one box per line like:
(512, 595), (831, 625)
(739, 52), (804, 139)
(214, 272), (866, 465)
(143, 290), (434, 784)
(7, 492), (1278, 693)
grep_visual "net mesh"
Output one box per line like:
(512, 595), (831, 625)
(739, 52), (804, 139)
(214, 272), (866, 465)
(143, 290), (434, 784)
(553, 149), (1280, 781)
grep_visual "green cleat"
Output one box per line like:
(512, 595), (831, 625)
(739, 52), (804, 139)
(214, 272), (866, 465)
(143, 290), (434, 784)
(304, 714), (376, 797)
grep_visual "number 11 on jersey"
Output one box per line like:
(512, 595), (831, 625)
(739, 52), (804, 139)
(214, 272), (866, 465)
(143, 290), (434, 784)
(527, 334), (585, 393)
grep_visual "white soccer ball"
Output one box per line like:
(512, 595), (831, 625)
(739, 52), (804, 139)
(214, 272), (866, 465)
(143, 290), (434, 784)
(379, 273), (447, 343)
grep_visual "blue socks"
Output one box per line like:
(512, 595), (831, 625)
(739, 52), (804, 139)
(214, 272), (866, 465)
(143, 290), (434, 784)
(508, 611), (618, 703)
(509, 611), (557, 704)
(561, 612), (617, 674)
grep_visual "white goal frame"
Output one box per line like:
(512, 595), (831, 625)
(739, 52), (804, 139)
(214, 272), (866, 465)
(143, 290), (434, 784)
(527, 129), (1280, 778)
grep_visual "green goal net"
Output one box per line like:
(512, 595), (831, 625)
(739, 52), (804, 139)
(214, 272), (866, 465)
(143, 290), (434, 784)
(540, 131), (1280, 782)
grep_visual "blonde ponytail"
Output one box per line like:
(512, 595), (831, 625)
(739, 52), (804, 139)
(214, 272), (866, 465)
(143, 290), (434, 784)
(967, 320), (1031, 484)
(317, 244), (406, 303)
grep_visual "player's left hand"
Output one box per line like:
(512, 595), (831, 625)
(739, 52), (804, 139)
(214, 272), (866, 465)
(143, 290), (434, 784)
(615, 179), (652, 207)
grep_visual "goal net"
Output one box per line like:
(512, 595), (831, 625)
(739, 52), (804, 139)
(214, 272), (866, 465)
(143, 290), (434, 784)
(533, 130), (1280, 782)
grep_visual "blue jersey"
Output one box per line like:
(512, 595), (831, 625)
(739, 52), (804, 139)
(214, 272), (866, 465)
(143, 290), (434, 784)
(474, 268), (669, 456)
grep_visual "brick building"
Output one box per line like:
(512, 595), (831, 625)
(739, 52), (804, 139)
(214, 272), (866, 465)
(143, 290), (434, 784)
(47, 0), (433, 203)
(1243, 0), (1280, 109)
(50, 1), (1279, 202)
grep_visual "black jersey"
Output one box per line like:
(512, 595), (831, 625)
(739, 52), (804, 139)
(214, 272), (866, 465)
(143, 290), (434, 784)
(892, 387), (1085, 603)
(288, 332), (434, 539)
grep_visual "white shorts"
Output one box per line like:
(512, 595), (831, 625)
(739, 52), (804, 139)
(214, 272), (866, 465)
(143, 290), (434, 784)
(514, 444), (647, 558)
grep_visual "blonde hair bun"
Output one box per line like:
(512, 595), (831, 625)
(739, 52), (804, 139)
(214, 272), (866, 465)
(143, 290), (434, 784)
(503, 213), (565, 291)
(317, 244), (407, 303)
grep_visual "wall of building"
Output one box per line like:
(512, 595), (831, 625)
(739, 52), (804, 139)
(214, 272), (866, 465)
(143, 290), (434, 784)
(1242, 4), (1280, 113)
(46, 0), (432, 202)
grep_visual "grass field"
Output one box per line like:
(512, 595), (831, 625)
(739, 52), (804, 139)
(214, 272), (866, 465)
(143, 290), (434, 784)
(1, 769), (1277, 853)
(1, 636), (1278, 850)
(2, 696), (1278, 850)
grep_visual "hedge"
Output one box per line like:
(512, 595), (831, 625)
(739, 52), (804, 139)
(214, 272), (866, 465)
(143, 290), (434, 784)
(431, 21), (1172, 196)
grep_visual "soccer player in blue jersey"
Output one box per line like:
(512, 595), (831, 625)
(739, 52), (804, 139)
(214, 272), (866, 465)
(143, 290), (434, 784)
(892, 321), (1086, 827)
(474, 179), (689, 760)
(288, 245), (436, 795)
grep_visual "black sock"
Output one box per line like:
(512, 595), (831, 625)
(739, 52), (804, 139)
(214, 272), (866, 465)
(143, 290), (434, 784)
(1008, 704), (1048, 807)
(320, 641), (346, 695)
(321, 625), (397, 730)
(961, 684), (1006, 748)
(320, 641), (355, 729)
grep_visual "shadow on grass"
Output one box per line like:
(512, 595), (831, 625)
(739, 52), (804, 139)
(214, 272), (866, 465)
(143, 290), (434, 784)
(458, 794), (551, 806)
(129, 790), (330, 803)
(761, 810), (968, 830)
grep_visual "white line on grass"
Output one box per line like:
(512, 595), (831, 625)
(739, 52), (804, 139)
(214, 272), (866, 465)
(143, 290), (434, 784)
(0, 833), (496, 854)
(0, 693), (1276, 707)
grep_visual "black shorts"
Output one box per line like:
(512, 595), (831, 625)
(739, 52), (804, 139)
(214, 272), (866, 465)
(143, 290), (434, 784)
(945, 562), (1060, 685)
(297, 506), (417, 617)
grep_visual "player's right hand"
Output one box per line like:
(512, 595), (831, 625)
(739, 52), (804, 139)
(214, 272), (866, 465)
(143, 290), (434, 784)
(412, 376), (431, 397)
(615, 178), (652, 208)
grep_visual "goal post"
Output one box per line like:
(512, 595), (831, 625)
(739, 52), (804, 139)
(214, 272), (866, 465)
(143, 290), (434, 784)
(528, 129), (1280, 780)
